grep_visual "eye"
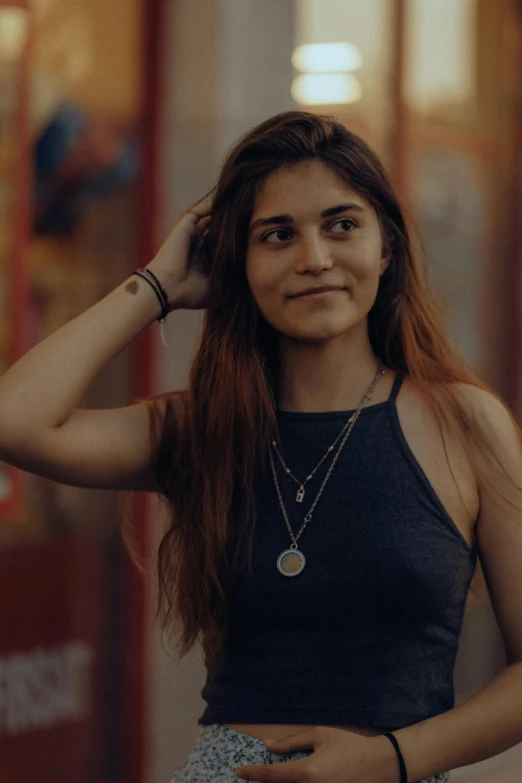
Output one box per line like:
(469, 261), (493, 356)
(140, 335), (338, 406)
(261, 228), (293, 244)
(260, 217), (357, 244)
(330, 217), (357, 233)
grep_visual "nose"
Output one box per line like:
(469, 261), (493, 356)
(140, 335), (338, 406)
(294, 234), (333, 274)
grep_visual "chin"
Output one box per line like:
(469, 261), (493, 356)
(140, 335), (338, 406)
(279, 318), (357, 343)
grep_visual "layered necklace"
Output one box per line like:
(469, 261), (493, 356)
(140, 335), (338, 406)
(269, 362), (385, 576)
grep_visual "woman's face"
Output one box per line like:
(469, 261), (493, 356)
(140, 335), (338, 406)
(246, 160), (390, 343)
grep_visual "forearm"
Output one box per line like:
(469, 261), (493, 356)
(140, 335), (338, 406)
(390, 661), (522, 782)
(0, 260), (171, 438)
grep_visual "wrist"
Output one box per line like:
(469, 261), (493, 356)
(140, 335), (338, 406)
(144, 260), (181, 313)
(373, 735), (405, 783)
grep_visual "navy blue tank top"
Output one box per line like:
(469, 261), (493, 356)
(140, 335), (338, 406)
(198, 373), (478, 729)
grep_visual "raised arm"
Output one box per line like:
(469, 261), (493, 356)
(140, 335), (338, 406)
(0, 198), (212, 493)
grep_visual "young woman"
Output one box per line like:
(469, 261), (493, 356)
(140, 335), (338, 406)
(0, 111), (521, 783)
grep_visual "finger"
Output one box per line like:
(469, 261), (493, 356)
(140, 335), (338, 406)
(179, 210), (211, 237)
(235, 758), (308, 782)
(194, 214), (211, 233)
(264, 728), (318, 753)
(187, 194), (214, 218)
(185, 207), (211, 223)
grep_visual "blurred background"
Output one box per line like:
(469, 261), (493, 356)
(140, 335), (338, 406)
(0, 1), (522, 781)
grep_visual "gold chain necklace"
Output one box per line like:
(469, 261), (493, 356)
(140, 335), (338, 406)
(272, 413), (355, 503)
(269, 363), (385, 577)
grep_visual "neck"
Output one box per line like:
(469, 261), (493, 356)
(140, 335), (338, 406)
(277, 324), (381, 413)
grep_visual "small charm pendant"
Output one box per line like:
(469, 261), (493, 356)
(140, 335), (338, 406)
(277, 548), (306, 576)
(296, 486), (305, 503)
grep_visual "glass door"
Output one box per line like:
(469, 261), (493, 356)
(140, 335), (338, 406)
(0, 1), (154, 781)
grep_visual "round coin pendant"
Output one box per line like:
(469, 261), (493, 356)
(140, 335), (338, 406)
(277, 548), (306, 577)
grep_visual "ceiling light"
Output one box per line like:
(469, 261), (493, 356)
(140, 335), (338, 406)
(292, 43), (363, 74)
(291, 73), (362, 105)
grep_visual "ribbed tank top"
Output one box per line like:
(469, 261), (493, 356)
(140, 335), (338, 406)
(198, 373), (478, 729)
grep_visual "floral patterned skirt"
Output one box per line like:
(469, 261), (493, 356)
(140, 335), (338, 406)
(170, 724), (452, 783)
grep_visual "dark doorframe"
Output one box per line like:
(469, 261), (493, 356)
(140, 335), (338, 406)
(122, 1), (167, 782)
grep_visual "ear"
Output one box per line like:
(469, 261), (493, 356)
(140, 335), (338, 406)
(379, 241), (392, 276)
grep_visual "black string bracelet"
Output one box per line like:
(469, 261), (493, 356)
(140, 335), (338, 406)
(138, 267), (171, 317)
(132, 269), (171, 347)
(132, 269), (169, 320)
(384, 732), (407, 783)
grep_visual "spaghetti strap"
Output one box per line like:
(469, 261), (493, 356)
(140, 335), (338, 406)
(388, 372), (404, 405)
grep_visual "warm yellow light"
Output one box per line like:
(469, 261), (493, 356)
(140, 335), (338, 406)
(0, 8), (28, 62)
(292, 43), (363, 74)
(291, 74), (362, 106)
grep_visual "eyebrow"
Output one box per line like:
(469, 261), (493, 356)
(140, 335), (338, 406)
(249, 202), (365, 234)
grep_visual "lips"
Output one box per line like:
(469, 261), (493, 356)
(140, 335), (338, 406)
(290, 286), (344, 298)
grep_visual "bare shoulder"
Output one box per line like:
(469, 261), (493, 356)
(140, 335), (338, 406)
(399, 376), (517, 437)
(451, 382), (521, 454)
(395, 374), (476, 452)
(395, 374), (446, 425)
(426, 380), (522, 487)
(452, 381), (509, 414)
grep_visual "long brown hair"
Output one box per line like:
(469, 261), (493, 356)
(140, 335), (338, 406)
(123, 110), (519, 675)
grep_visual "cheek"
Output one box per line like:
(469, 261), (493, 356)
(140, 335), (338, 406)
(343, 240), (383, 281)
(246, 255), (281, 301)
